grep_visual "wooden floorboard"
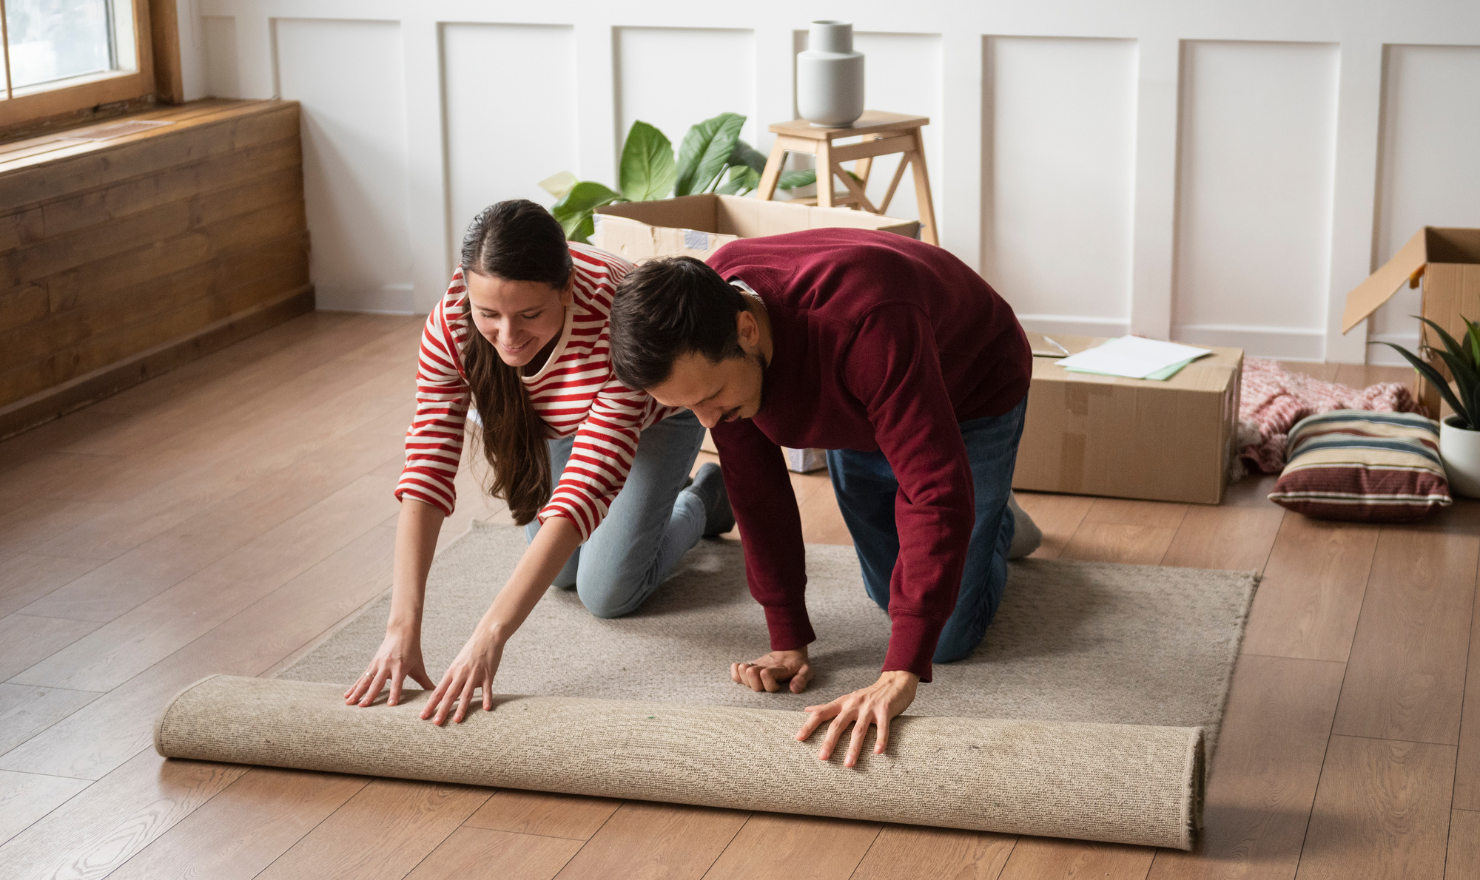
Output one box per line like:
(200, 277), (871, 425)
(0, 683), (100, 754)
(848, 825), (1016, 879)
(405, 826), (583, 880)
(0, 552), (105, 618)
(1332, 518), (1478, 745)
(253, 778), (489, 880)
(1295, 736), (1454, 880)
(997, 837), (1155, 880)
(1454, 570), (1480, 811)
(463, 789), (621, 841)
(1147, 654), (1346, 880)
(1446, 809), (1480, 879)
(16, 401), (413, 624)
(1061, 498), (1187, 565)
(1240, 514), (1379, 662)
(0, 316), (1463, 879)
(701, 813), (881, 880)
(106, 768), (367, 880)
(0, 612), (101, 679)
(0, 769), (89, 848)
(0, 518), (399, 780)
(552, 801), (748, 880)
(0, 749), (246, 880)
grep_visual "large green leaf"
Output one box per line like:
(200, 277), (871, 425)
(675, 113), (746, 196)
(730, 139), (769, 174)
(550, 181), (621, 243)
(1381, 341), (1473, 428)
(716, 165), (761, 196)
(778, 169), (816, 190)
(1418, 316), (1480, 420)
(618, 121), (676, 202)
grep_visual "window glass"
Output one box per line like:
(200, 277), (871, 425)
(6, 0), (124, 91)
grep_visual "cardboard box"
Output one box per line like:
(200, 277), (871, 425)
(592, 193), (920, 262)
(602, 194), (915, 474)
(1342, 227), (1480, 415)
(1012, 335), (1243, 505)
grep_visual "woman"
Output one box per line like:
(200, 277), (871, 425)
(344, 199), (731, 724)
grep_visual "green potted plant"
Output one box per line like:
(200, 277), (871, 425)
(538, 112), (816, 243)
(1383, 316), (1480, 497)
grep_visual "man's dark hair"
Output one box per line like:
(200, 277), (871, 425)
(609, 256), (753, 390)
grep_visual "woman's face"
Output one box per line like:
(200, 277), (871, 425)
(464, 270), (573, 368)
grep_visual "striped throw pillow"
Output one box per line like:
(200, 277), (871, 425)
(1268, 410), (1451, 521)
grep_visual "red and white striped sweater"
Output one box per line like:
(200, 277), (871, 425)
(394, 243), (677, 540)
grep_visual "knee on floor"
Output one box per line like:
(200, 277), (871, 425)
(576, 582), (642, 619)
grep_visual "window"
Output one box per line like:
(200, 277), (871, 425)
(5, 0), (136, 94)
(0, 0), (162, 131)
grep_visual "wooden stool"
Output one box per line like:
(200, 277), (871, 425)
(755, 110), (938, 245)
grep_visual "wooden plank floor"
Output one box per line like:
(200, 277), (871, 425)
(0, 312), (1473, 879)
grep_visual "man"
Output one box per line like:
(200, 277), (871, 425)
(608, 228), (1034, 768)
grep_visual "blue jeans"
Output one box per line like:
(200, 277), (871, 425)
(524, 409), (707, 618)
(826, 397), (1027, 663)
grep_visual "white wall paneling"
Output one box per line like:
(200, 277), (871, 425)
(201, 16), (239, 98)
(1173, 40), (1340, 361)
(615, 28), (758, 157)
(275, 18), (413, 313)
(186, 1), (1480, 363)
(983, 36), (1138, 338)
(442, 24), (578, 276)
(1369, 44), (1480, 363)
(846, 32), (942, 229)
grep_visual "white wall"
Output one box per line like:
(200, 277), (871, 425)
(183, 0), (1480, 361)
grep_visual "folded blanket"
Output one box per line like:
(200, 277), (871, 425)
(1238, 358), (1423, 474)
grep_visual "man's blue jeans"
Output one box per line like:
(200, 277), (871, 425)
(826, 397), (1027, 663)
(524, 409), (707, 618)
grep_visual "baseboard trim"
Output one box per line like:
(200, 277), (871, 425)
(0, 284), (315, 442)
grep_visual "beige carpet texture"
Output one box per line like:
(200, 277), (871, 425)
(155, 521), (1258, 850)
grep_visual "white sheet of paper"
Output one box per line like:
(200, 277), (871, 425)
(1055, 336), (1212, 379)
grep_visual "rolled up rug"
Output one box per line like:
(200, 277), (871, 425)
(155, 674), (1204, 850)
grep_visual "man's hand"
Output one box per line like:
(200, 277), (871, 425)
(796, 670), (919, 768)
(731, 648), (812, 693)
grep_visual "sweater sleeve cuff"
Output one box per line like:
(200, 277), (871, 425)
(763, 603), (816, 652)
(882, 614), (941, 682)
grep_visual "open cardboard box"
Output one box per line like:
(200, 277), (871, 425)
(593, 193), (919, 262)
(1343, 227), (1480, 415)
(600, 194), (916, 474)
(1012, 334), (1243, 505)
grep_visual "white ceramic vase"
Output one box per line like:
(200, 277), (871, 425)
(1440, 415), (1480, 498)
(797, 21), (864, 128)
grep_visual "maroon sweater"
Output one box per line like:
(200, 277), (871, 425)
(707, 228), (1031, 681)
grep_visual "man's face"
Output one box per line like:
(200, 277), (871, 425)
(646, 349), (766, 429)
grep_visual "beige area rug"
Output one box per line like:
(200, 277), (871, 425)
(156, 521), (1257, 849)
(284, 522), (1254, 742)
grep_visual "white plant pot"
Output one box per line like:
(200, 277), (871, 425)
(1440, 415), (1480, 499)
(797, 21), (865, 128)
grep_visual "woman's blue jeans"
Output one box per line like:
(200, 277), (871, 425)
(826, 397), (1027, 663)
(523, 409), (707, 618)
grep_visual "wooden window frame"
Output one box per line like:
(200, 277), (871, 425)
(0, 0), (182, 131)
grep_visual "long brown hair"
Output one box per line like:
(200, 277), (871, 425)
(460, 200), (572, 525)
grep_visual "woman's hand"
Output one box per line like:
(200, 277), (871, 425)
(795, 670), (919, 768)
(731, 647), (813, 693)
(421, 626), (506, 725)
(345, 627), (436, 708)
